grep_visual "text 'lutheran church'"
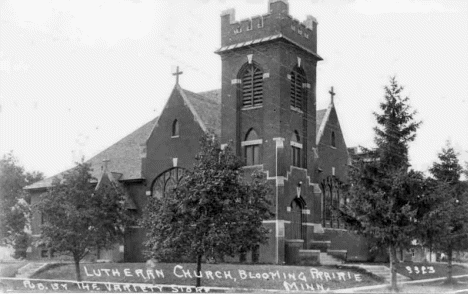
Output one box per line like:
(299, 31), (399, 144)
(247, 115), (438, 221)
(26, 0), (378, 264)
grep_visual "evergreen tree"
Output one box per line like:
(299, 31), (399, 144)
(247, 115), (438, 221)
(34, 161), (132, 281)
(420, 143), (468, 284)
(338, 77), (421, 291)
(141, 133), (273, 287)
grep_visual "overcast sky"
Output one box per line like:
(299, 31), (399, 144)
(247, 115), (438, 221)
(1, 0), (467, 179)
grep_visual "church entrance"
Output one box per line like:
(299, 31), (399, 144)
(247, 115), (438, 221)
(289, 197), (307, 247)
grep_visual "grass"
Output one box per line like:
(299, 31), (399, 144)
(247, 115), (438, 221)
(33, 262), (382, 291)
(396, 262), (468, 280)
(0, 262), (27, 277)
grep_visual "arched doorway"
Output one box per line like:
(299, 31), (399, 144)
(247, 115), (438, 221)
(289, 197), (307, 245)
(150, 167), (187, 198)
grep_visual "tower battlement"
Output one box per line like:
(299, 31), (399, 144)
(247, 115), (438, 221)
(220, 0), (318, 54)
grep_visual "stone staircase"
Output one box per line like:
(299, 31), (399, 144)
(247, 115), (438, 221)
(344, 264), (410, 282)
(308, 234), (346, 266)
(16, 262), (48, 278)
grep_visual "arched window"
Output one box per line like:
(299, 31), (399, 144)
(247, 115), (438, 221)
(151, 167), (186, 199)
(243, 128), (261, 166)
(291, 131), (302, 167)
(245, 128), (259, 141)
(331, 131), (336, 147)
(290, 67), (306, 110)
(172, 119), (179, 137)
(240, 64), (263, 108)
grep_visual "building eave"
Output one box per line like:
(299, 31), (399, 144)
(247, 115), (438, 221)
(215, 33), (323, 61)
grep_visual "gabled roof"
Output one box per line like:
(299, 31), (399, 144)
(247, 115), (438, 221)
(316, 109), (327, 135)
(96, 168), (137, 210)
(25, 86), (333, 190)
(25, 87), (222, 190)
(180, 88), (221, 136)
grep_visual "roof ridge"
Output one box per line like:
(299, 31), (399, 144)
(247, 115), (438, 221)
(183, 88), (221, 104)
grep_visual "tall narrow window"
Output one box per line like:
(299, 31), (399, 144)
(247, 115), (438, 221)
(243, 128), (261, 166)
(331, 131), (336, 147)
(172, 119), (179, 137)
(241, 64), (263, 108)
(291, 131), (302, 167)
(290, 67), (306, 110)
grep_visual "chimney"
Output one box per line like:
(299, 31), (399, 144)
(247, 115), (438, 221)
(269, 0), (289, 14)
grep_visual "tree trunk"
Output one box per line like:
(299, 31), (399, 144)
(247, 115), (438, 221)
(196, 254), (202, 288)
(389, 245), (398, 291)
(74, 256), (82, 282)
(445, 246), (454, 285)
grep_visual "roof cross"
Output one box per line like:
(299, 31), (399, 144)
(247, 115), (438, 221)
(329, 86), (336, 104)
(173, 66), (183, 85)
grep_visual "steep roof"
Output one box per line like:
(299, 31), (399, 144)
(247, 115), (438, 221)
(316, 103), (333, 145)
(25, 116), (159, 190)
(316, 109), (327, 135)
(25, 87), (222, 190)
(25, 87), (331, 190)
(180, 88), (221, 136)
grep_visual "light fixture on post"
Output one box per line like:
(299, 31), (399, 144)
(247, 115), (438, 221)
(296, 181), (302, 198)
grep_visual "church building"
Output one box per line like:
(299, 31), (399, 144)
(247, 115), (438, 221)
(25, 0), (373, 264)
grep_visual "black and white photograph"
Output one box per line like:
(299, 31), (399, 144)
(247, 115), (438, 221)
(1, 0), (467, 292)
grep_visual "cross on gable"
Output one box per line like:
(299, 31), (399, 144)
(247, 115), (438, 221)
(329, 86), (336, 104)
(173, 66), (183, 85)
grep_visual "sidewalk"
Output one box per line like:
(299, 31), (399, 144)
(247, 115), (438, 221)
(334, 274), (468, 293)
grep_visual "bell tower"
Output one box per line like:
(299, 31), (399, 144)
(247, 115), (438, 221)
(216, 0), (323, 264)
(217, 0), (321, 174)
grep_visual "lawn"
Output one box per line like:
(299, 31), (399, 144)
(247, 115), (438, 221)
(33, 262), (382, 291)
(396, 262), (468, 280)
(0, 262), (27, 277)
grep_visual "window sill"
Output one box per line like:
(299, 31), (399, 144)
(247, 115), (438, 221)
(241, 139), (263, 146)
(171, 135), (180, 139)
(291, 165), (307, 172)
(242, 164), (264, 169)
(290, 106), (303, 114)
(330, 146), (337, 149)
(242, 105), (263, 111)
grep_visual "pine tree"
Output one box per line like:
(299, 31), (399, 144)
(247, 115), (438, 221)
(421, 143), (468, 284)
(339, 77), (422, 291)
(141, 133), (273, 287)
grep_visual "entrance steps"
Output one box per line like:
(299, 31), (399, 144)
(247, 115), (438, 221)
(16, 262), (48, 278)
(343, 264), (410, 282)
(320, 252), (344, 265)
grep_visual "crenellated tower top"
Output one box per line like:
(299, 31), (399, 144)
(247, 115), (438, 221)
(218, 0), (320, 59)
